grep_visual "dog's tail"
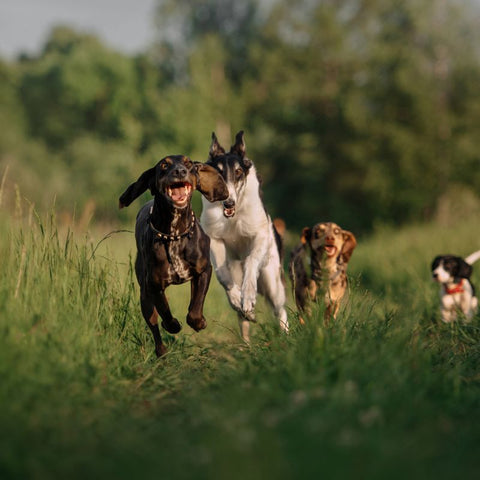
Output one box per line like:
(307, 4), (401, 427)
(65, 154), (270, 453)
(465, 250), (480, 265)
(272, 218), (286, 261)
(289, 242), (310, 311)
(273, 218), (286, 238)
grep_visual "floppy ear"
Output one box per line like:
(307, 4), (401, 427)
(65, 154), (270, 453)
(209, 132), (226, 160)
(431, 256), (442, 271)
(300, 227), (312, 245)
(457, 259), (473, 279)
(194, 163), (229, 203)
(340, 230), (357, 263)
(118, 167), (156, 208)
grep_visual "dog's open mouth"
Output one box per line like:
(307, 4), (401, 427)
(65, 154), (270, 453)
(166, 182), (192, 207)
(324, 245), (337, 257)
(223, 206), (235, 218)
(223, 200), (236, 218)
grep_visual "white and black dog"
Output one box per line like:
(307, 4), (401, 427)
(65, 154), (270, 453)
(200, 131), (288, 342)
(431, 250), (480, 322)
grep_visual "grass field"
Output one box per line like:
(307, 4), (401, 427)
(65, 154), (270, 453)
(0, 210), (479, 479)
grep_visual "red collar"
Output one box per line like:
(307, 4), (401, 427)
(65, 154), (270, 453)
(445, 278), (465, 294)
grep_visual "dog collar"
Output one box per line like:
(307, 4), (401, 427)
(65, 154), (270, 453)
(445, 278), (465, 295)
(149, 206), (196, 241)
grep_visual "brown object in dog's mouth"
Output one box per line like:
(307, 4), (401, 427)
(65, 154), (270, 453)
(166, 182), (192, 207)
(324, 245), (337, 257)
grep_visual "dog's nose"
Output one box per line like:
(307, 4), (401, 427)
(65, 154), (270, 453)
(173, 165), (188, 178)
(223, 198), (235, 209)
(432, 273), (438, 279)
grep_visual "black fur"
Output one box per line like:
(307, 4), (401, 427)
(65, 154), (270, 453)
(119, 155), (228, 357)
(431, 254), (475, 295)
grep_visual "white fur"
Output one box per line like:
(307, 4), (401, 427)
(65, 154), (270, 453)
(432, 264), (452, 284)
(201, 164), (288, 341)
(439, 279), (477, 323)
(433, 252), (480, 323)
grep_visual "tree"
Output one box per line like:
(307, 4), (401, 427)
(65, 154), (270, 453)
(153, 0), (261, 83)
(244, 0), (480, 232)
(19, 27), (143, 150)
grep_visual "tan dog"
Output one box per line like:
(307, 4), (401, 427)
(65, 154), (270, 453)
(289, 222), (357, 322)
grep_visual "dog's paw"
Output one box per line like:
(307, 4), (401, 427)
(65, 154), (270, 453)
(155, 344), (168, 358)
(187, 315), (207, 332)
(241, 289), (256, 317)
(227, 285), (242, 310)
(161, 317), (182, 334)
(242, 309), (256, 322)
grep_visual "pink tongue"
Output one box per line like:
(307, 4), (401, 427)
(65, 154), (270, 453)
(171, 186), (187, 202)
(325, 246), (336, 256)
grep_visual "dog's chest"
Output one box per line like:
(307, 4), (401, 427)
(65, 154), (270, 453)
(152, 241), (193, 285)
(440, 280), (475, 310)
(202, 203), (267, 238)
(441, 289), (468, 304)
(223, 233), (255, 259)
(222, 218), (269, 257)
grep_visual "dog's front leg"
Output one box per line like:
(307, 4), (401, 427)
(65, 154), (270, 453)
(150, 289), (182, 335)
(186, 264), (211, 332)
(241, 233), (269, 320)
(441, 294), (456, 323)
(210, 238), (242, 312)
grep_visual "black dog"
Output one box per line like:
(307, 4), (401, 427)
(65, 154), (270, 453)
(119, 155), (228, 357)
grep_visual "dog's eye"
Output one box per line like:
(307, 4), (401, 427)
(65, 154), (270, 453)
(334, 228), (340, 234)
(235, 168), (243, 177)
(184, 159), (193, 169)
(160, 162), (169, 170)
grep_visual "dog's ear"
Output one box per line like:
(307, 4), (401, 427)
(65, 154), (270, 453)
(431, 256), (442, 270)
(300, 227), (312, 245)
(457, 259), (473, 279)
(194, 163), (229, 202)
(231, 130), (246, 157)
(230, 130), (252, 168)
(209, 132), (226, 160)
(119, 167), (157, 208)
(340, 230), (357, 263)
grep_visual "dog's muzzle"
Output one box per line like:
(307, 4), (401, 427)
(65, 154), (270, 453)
(223, 198), (236, 218)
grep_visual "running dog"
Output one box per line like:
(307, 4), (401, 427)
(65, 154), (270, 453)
(119, 155), (228, 357)
(290, 222), (357, 322)
(200, 131), (289, 342)
(431, 250), (480, 323)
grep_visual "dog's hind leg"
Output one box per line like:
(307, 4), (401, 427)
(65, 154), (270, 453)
(259, 265), (289, 333)
(468, 296), (479, 321)
(238, 315), (251, 344)
(140, 296), (167, 357)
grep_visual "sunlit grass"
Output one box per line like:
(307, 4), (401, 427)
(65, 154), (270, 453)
(0, 211), (479, 479)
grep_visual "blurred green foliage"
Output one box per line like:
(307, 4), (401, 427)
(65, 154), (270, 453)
(1, 0), (480, 232)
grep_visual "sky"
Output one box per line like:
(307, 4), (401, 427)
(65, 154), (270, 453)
(0, 0), (158, 59)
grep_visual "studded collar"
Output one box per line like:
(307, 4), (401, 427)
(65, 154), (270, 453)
(148, 205), (196, 242)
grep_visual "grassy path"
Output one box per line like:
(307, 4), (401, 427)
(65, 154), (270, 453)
(0, 214), (479, 479)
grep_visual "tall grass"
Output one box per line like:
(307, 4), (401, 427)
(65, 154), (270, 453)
(0, 211), (479, 479)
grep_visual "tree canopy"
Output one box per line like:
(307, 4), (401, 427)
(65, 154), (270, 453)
(1, 0), (480, 232)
